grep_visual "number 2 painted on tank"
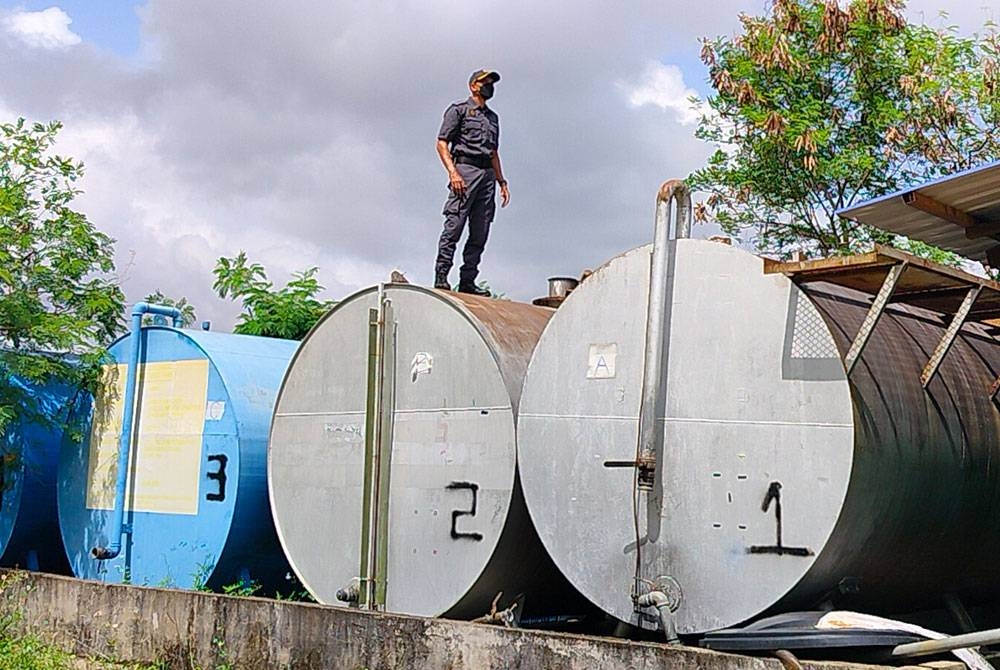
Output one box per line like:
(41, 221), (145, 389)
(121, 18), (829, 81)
(446, 481), (483, 541)
(206, 454), (228, 502)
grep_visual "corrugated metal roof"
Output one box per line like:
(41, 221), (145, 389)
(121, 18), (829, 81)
(837, 160), (1000, 263)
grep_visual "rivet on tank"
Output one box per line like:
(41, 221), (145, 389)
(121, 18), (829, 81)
(58, 303), (298, 591)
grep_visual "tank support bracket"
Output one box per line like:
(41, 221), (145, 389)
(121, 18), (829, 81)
(921, 286), (981, 388)
(603, 455), (657, 488)
(844, 262), (907, 376)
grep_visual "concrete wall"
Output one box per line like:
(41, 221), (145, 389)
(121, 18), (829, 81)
(2, 571), (890, 669)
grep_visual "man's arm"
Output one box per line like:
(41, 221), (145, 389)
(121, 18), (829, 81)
(437, 104), (466, 197)
(491, 151), (510, 207)
(437, 139), (466, 196)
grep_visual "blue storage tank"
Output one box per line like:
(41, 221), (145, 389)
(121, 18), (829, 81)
(58, 325), (299, 591)
(1, 374), (76, 573)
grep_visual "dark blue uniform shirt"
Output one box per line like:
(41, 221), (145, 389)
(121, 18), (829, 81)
(438, 98), (500, 160)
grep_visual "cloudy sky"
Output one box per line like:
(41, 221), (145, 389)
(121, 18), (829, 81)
(0, 1), (995, 330)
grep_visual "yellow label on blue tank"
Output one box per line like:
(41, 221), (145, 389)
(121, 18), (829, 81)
(86, 360), (209, 515)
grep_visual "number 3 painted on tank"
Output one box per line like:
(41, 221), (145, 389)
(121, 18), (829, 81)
(446, 481), (483, 541)
(206, 454), (228, 502)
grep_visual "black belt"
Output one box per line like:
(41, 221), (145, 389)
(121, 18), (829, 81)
(454, 154), (492, 169)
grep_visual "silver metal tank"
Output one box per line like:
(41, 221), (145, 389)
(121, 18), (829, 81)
(517, 237), (1000, 634)
(268, 284), (578, 619)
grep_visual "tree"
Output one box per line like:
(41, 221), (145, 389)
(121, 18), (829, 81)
(0, 119), (125, 438)
(689, 0), (1000, 259)
(897, 18), (1000, 174)
(213, 252), (333, 340)
(142, 290), (197, 328)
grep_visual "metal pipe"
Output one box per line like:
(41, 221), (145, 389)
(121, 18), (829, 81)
(669, 182), (693, 241)
(892, 627), (1000, 658)
(336, 582), (359, 603)
(91, 302), (182, 561)
(635, 179), (692, 487)
(373, 290), (396, 608)
(358, 285), (394, 609)
(773, 649), (803, 670)
(944, 592), (977, 633)
(634, 590), (680, 644)
(546, 276), (579, 299)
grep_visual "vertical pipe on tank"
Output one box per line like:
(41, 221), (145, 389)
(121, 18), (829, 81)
(635, 180), (692, 485)
(631, 180), (691, 643)
(374, 298), (396, 607)
(358, 286), (396, 609)
(359, 304), (379, 604)
(91, 303), (182, 561)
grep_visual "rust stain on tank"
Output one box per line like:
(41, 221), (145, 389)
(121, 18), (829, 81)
(445, 292), (553, 409)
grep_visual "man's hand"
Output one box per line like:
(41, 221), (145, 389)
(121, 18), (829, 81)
(449, 169), (467, 197)
(499, 182), (510, 207)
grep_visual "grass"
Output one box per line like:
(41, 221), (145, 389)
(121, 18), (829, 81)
(0, 569), (318, 669)
(0, 631), (162, 669)
(0, 631), (75, 670)
(0, 572), (158, 670)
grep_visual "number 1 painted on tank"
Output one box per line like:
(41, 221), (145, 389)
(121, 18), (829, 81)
(747, 481), (813, 557)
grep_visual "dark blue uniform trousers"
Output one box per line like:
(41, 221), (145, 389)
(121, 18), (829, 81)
(436, 163), (496, 285)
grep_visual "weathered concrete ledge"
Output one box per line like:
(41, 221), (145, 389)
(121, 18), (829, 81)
(2, 571), (892, 669)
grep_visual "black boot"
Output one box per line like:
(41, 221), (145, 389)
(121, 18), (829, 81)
(434, 273), (451, 290)
(457, 282), (490, 296)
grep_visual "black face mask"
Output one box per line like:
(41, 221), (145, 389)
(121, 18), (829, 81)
(478, 82), (495, 100)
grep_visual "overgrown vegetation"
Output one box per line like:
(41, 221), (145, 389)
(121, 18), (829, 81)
(689, 0), (1000, 259)
(0, 631), (76, 670)
(213, 251), (333, 340)
(0, 568), (313, 669)
(141, 291), (197, 328)
(0, 572), (157, 669)
(0, 119), (125, 440)
(220, 580), (261, 598)
(0, 634), (163, 670)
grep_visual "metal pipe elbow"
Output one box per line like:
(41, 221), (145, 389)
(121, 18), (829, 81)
(635, 590), (681, 645)
(635, 590), (670, 609)
(655, 179), (693, 240)
(131, 301), (184, 327)
(656, 178), (690, 205)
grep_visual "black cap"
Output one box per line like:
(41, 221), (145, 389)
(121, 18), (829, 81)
(469, 69), (500, 85)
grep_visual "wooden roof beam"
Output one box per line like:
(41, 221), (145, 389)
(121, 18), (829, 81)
(966, 221), (1000, 240)
(903, 190), (979, 227)
(902, 190), (1000, 240)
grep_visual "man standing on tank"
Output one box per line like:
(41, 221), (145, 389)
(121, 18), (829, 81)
(433, 69), (510, 295)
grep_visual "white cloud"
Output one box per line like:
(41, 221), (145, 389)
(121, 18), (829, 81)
(3, 7), (81, 50)
(5, 0), (993, 333)
(622, 61), (702, 126)
(0, 0), (736, 329)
